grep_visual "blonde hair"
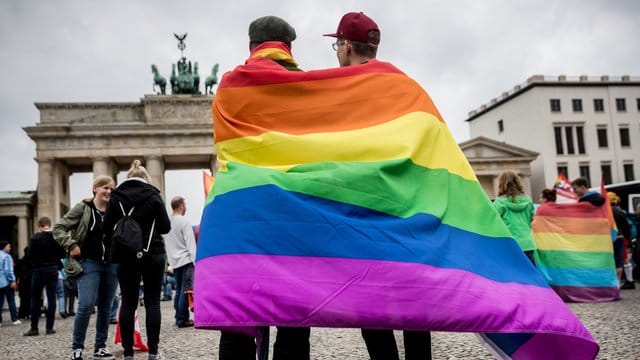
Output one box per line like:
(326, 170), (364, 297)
(127, 159), (151, 181)
(497, 171), (524, 200)
(92, 175), (115, 196)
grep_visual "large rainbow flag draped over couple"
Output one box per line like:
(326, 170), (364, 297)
(195, 42), (598, 359)
(533, 202), (620, 302)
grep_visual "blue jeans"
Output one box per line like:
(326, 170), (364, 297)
(30, 267), (58, 331)
(0, 285), (19, 323)
(173, 263), (193, 325)
(56, 277), (65, 313)
(72, 259), (118, 350)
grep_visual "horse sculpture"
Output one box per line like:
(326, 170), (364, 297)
(151, 64), (167, 95)
(205, 63), (219, 94)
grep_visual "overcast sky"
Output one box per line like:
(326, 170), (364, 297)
(1, 0), (639, 225)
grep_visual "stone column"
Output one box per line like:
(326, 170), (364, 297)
(36, 158), (55, 222)
(93, 157), (118, 183)
(491, 174), (500, 199)
(17, 216), (29, 258)
(145, 155), (165, 198)
(53, 160), (71, 220)
(520, 174), (532, 198)
(210, 154), (218, 176)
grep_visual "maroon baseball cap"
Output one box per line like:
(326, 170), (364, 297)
(323, 12), (380, 45)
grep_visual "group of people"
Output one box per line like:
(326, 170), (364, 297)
(493, 171), (638, 289)
(3, 9), (637, 360)
(2, 159), (197, 360)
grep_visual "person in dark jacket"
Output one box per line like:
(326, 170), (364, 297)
(23, 217), (65, 336)
(607, 192), (634, 289)
(15, 246), (33, 320)
(571, 177), (605, 206)
(103, 160), (171, 360)
(53, 175), (118, 360)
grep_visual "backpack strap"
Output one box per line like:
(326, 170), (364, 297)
(142, 218), (156, 254)
(119, 202), (135, 216)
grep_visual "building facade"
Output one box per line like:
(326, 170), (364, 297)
(466, 75), (640, 197)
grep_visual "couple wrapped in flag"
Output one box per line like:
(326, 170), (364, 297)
(194, 31), (598, 360)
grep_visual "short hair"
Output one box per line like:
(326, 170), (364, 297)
(497, 171), (524, 199)
(171, 196), (185, 210)
(249, 16), (296, 48)
(92, 175), (115, 196)
(37, 217), (52, 228)
(127, 160), (151, 182)
(349, 40), (378, 59)
(571, 177), (589, 188)
(540, 188), (556, 202)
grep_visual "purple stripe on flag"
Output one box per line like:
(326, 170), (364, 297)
(194, 254), (593, 342)
(512, 332), (599, 360)
(551, 285), (620, 303)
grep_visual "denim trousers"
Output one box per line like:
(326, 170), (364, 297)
(0, 285), (19, 323)
(173, 262), (193, 325)
(30, 267), (58, 331)
(72, 259), (118, 350)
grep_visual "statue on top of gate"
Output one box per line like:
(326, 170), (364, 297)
(151, 33), (218, 95)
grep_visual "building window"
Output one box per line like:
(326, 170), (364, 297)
(498, 119), (504, 133)
(616, 98), (626, 111)
(557, 165), (568, 179)
(579, 164), (590, 181)
(594, 98), (604, 112)
(576, 126), (585, 154)
(550, 99), (561, 112)
(554, 126), (563, 155)
(597, 128), (608, 148)
(565, 126), (575, 154)
(572, 99), (583, 112)
(624, 163), (635, 182)
(601, 164), (612, 185)
(620, 127), (631, 147)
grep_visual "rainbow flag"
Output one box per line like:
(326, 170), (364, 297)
(554, 173), (578, 203)
(533, 202), (619, 302)
(202, 170), (215, 203)
(195, 42), (598, 360)
(600, 180), (618, 241)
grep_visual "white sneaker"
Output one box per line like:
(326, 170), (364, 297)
(12, 320), (22, 325)
(71, 349), (83, 360)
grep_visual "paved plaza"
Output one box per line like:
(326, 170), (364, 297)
(1, 287), (638, 359)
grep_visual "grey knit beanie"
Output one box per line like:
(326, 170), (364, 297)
(248, 16), (296, 45)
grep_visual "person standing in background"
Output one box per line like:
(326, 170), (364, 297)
(103, 160), (171, 360)
(0, 240), (21, 326)
(53, 175), (118, 360)
(163, 196), (196, 328)
(24, 216), (65, 336)
(493, 171), (536, 265)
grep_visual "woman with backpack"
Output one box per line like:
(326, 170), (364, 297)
(53, 175), (118, 360)
(103, 160), (171, 360)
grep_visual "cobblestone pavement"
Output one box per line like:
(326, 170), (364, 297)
(1, 287), (638, 359)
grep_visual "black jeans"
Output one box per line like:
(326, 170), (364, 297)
(117, 252), (165, 356)
(30, 267), (58, 331)
(361, 329), (432, 360)
(219, 327), (310, 360)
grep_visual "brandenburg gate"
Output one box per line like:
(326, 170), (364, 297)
(24, 94), (216, 223)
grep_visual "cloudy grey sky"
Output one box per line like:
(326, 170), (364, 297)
(1, 0), (639, 225)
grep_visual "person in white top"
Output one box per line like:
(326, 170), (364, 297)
(163, 196), (196, 328)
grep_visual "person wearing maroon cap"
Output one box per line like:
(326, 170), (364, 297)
(325, 12), (433, 360)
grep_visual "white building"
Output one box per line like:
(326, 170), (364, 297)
(466, 75), (640, 197)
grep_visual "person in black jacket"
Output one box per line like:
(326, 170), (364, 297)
(23, 217), (65, 336)
(103, 160), (171, 360)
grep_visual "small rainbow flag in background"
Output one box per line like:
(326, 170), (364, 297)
(533, 202), (620, 302)
(554, 173), (579, 203)
(194, 42), (598, 359)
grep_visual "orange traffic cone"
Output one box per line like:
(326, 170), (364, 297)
(115, 311), (149, 351)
